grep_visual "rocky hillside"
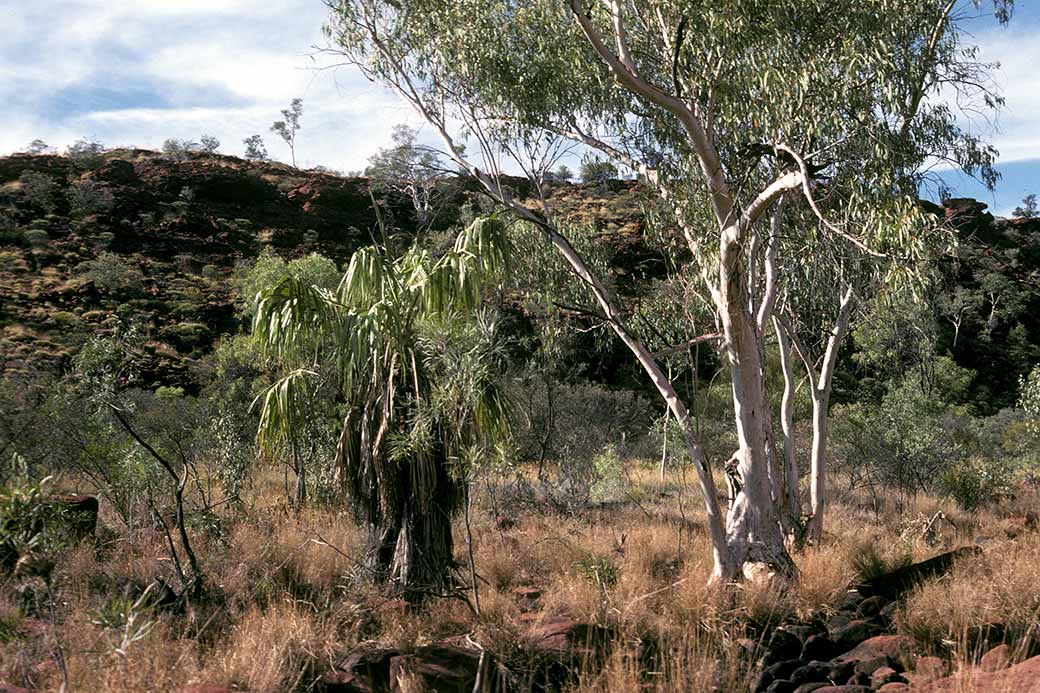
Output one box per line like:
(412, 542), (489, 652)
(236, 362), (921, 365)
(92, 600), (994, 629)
(2, 149), (1039, 401)
(0, 151), (658, 388)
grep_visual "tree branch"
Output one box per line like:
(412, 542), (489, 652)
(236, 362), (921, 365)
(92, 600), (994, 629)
(651, 332), (724, 358)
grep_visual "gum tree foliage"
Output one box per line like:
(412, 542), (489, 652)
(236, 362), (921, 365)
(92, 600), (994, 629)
(251, 217), (512, 598)
(1013, 194), (1037, 220)
(199, 135), (220, 153)
(242, 134), (269, 161)
(26, 139), (53, 155)
(65, 139), (106, 165)
(579, 154), (618, 183)
(325, 0), (1011, 581)
(365, 124), (444, 226)
(271, 98), (304, 167)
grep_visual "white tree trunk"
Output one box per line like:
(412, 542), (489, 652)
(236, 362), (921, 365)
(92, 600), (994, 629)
(719, 228), (794, 578)
(774, 317), (801, 535)
(803, 286), (856, 542)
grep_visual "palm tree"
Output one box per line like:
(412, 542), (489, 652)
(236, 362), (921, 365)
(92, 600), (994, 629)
(251, 216), (512, 599)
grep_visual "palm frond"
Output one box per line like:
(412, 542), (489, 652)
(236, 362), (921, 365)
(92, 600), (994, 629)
(252, 368), (319, 454)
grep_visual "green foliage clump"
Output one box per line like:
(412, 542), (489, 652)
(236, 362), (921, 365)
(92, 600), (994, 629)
(234, 248), (340, 317)
(22, 228), (49, 248)
(242, 134), (268, 161)
(938, 455), (1015, 511)
(67, 180), (115, 218)
(65, 139), (106, 165)
(590, 444), (627, 502)
(1018, 365), (1040, 438)
(77, 252), (145, 296)
(573, 552), (619, 588)
(579, 155), (618, 184)
(831, 356), (972, 497)
(18, 171), (62, 214)
(159, 322), (211, 353)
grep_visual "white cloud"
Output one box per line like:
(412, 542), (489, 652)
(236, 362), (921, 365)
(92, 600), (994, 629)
(969, 24), (1040, 163)
(0, 0), (413, 173)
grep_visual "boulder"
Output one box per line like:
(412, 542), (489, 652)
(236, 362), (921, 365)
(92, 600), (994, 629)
(322, 647), (400, 692)
(789, 660), (830, 686)
(855, 595), (887, 618)
(870, 665), (902, 688)
(829, 619), (884, 651)
(757, 659), (804, 691)
(877, 684), (909, 692)
(910, 655), (948, 683)
(802, 635), (841, 662)
(831, 635), (913, 671)
(810, 686), (871, 693)
(519, 616), (613, 663)
(914, 655), (1040, 692)
(979, 643), (1011, 672)
(1001, 512), (1037, 538)
(792, 684), (830, 693)
(765, 629), (804, 664)
(388, 644), (505, 693)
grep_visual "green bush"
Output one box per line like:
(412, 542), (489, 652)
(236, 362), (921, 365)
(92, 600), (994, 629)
(159, 322), (211, 353)
(938, 456), (1015, 511)
(590, 444), (628, 502)
(22, 228), (49, 248)
(18, 171), (62, 214)
(77, 252), (144, 296)
(233, 248), (340, 316)
(67, 180), (115, 218)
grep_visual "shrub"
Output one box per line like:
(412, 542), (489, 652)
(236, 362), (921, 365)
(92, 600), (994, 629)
(199, 135), (220, 153)
(77, 253), (144, 296)
(579, 155), (618, 183)
(514, 380), (651, 465)
(67, 180), (115, 218)
(1019, 365), (1040, 438)
(18, 171), (62, 213)
(831, 359), (971, 499)
(233, 249), (339, 316)
(65, 139), (106, 164)
(161, 138), (200, 160)
(159, 322), (211, 353)
(590, 444), (628, 502)
(22, 229), (49, 248)
(938, 455), (1015, 511)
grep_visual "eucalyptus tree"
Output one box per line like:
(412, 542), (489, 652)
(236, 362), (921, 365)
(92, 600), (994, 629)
(271, 98), (304, 167)
(252, 217), (511, 598)
(365, 124), (445, 226)
(324, 0), (1010, 581)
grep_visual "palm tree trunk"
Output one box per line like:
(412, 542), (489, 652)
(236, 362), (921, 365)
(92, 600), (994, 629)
(391, 505), (455, 600)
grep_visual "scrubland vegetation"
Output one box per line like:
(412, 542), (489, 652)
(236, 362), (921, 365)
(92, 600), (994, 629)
(4, 0), (1040, 691)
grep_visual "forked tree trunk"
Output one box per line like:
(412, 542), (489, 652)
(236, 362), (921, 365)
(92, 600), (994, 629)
(719, 230), (795, 578)
(806, 287), (855, 542)
(782, 285), (856, 543)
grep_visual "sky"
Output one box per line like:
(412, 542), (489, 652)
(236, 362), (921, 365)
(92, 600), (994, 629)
(2, 1), (1039, 217)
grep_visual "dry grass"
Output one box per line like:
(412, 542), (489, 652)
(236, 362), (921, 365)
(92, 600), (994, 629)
(1, 461), (1037, 691)
(899, 531), (1040, 661)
